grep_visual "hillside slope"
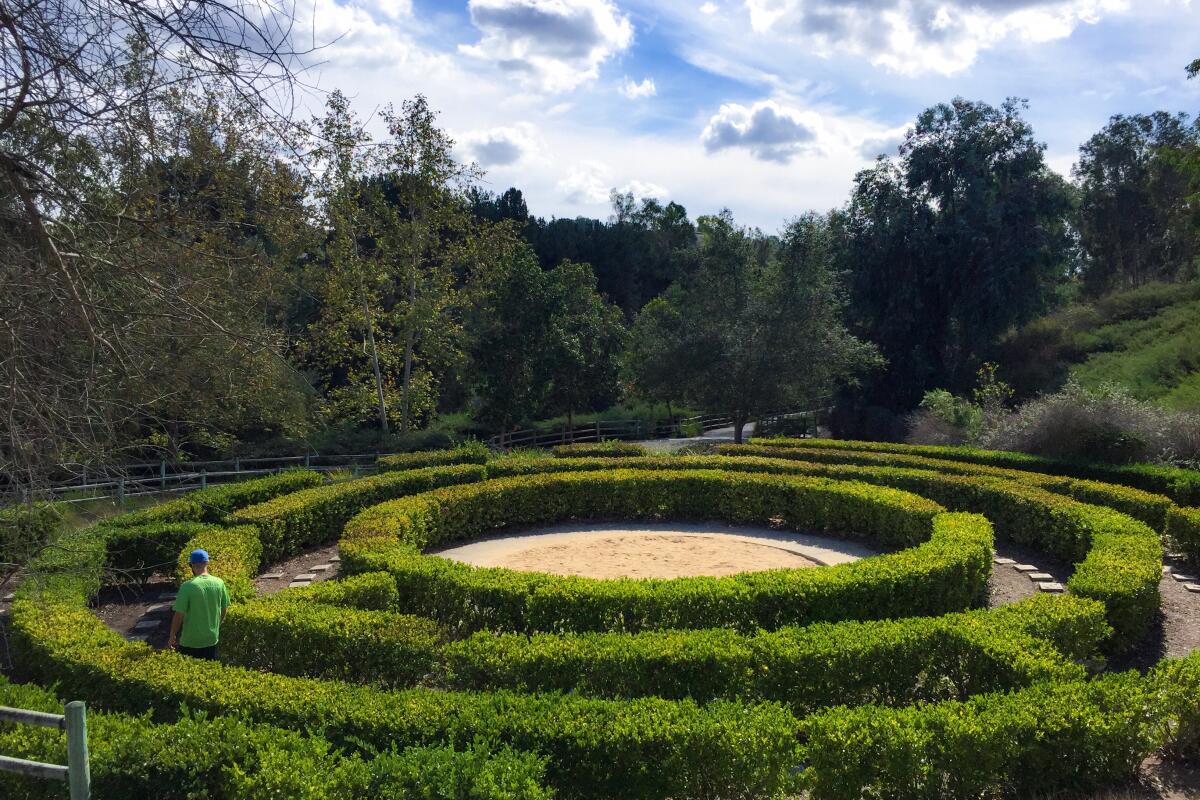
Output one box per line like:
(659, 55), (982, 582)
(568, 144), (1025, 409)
(1000, 281), (1200, 410)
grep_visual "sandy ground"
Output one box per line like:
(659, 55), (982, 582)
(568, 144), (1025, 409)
(433, 522), (876, 579)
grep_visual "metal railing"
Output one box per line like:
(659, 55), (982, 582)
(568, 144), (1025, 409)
(0, 701), (90, 799)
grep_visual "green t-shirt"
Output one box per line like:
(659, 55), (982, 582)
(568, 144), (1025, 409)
(173, 574), (231, 648)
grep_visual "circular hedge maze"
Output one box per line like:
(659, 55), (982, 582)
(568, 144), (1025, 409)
(6, 439), (1200, 799)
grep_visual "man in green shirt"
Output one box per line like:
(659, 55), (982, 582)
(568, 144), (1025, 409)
(168, 549), (230, 660)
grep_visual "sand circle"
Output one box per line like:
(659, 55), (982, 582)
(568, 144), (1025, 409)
(433, 523), (875, 580)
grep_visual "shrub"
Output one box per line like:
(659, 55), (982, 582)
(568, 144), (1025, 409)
(265, 570), (400, 610)
(1152, 651), (1200, 759)
(0, 676), (552, 800)
(799, 672), (1157, 800)
(0, 502), (60, 569)
(551, 441), (648, 458)
(908, 388), (984, 445)
(10, 602), (802, 800)
(1167, 505), (1200, 564)
(229, 464), (487, 560)
(98, 521), (213, 582)
(222, 601), (443, 687)
(442, 597), (1098, 713)
(341, 471), (991, 633)
(377, 442), (492, 473)
(754, 435), (1200, 506)
(104, 469), (326, 527)
(174, 525), (262, 604)
(981, 381), (1200, 466)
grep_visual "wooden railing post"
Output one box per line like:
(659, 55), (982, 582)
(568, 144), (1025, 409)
(65, 702), (90, 800)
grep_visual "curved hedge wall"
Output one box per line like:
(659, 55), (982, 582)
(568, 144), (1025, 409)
(10, 443), (1200, 800)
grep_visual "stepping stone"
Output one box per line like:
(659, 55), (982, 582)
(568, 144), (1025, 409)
(1171, 574), (1197, 583)
(1184, 584), (1200, 594)
(259, 572), (285, 580)
(133, 620), (161, 631)
(1163, 565), (1172, 574)
(157, 593), (176, 602)
(1028, 573), (1055, 582)
(294, 573), (316, 581)
(1038, 582), (1065, 593)
(2, 593), (14, 601)
(146, 603), (170, 612)
(330, 555), (341, 562)
(287, 581), (311, 589)
(1014, 564), (1039, 573)
(994, 557), (1015, 565)
(310, 564), (332, 572)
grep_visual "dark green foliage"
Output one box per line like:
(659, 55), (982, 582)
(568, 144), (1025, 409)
(100, 521), (214, 581)
(229, 463), (487, 560)
(835, 98), (1073, 434)
(0, 502), (60, 568)
(103, 469), (326, 527)
(222, 600), (444, 686)
(377, 441), (491, 471)
(800, 672), (1157, 799)
(0, 676), (552, 800)
(550, 441), (647, 458)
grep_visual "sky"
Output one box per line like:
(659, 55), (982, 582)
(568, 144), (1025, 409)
(293, 0), (1200, 230)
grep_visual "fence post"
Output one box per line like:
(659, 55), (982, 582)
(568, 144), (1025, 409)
(200, 470), (207, 490)
(352, 463), (361, 478)
(304, 454), (311, 468)
(595, 421), (601, 442)
(65, 701), (89, 800)
(160, 460), (167, 491)
(234, 458), (240, 474)
(116, 479), (125, 506)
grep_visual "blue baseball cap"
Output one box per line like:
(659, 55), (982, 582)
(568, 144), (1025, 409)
(188, 549), (210, 565)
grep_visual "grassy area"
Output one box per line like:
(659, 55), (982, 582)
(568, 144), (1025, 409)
(1001, 280), (1200, 410)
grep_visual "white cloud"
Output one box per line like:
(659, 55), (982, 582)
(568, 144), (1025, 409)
(620, 179), (669, 199)
(700, 1), (720, 13)
(857, 126), (909, 159)
(744, 0), (1130, 76)
(459, 123), (544, 167)
(702, 100), (820, 162)
(460, 0), (634, 93)
(558, 160), (613, 204)
(620, 76), (657, 98)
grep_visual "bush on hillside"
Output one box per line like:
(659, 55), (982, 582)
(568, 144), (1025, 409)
(982, 382), (1200, 466)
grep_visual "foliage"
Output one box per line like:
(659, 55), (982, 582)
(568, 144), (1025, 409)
(550, 441), (648, 458)
(981, 381), (1200, 465)
(835, 98), (1073, 437)
(624, 212), (879, 442)
(173, 525), (263, 604)
(377, 441), (492, 471)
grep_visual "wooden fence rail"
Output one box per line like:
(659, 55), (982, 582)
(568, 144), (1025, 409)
(0, 701), (90, 799)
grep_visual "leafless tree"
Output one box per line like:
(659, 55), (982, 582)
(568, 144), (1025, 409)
(0, 0), (321, 502)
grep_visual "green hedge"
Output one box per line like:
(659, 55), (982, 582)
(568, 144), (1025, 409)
(264, 570), (400, 610)
(11, 601), (803, 800)
(799, 672), (1157, 799)
(442, 596), (1102, 713)
(718, 443), (1176, 531)
(1167, 505), (1200, 565)
(0, 677), (552, 800)
(104, 469), (327, 527)
(173, 525), (262, 604)
(551, 441), (648, 458)
(376, 442), (491, 472)
(98, 521), (212, 581)
(760, 437), (1200, 506)
(489, 454), (1162, 649)
(1152, 651), (1200, 759)
(340, 470), (992, 633)
(222, 600), (444, 687)
(0, 502), (59, 566)
(229, 464), (487, 561)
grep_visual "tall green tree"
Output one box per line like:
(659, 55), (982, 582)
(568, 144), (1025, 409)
(622, 296), (694, 424)
(836, 97), (1072, 436)
(628, 212), (878, 443)
(1074, 112), (1199, 295)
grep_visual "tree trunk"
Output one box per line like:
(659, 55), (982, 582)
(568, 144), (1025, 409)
(567, 407), (574, 443)
(733, 413), (746, 444)
(361, 289), (389, 436)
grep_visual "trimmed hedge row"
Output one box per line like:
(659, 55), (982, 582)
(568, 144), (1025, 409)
(376, 442), (491, 473)
(0, 677), (552, 800)
(263, 570), (400, 610)
(173, 525), (263, 603)
(760, 437), (1200, 506)
(228, 464), (487, 561)
(222, 601), (444, 686)
(1168, 505), (1200, 565)
(11, 600), (803, 800)
(340, 470), (993, 633)
(489, 454), (1162, 648)
(441, 596), (1103, 713)
(98, 521), (211, 581)
(551, 441), (649, 458)
(103, 469), (327, 527)
(718, 443), (1177, 531)
(799, 671), (1157, 799)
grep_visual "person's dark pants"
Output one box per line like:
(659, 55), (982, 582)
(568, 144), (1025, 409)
(177, 644), (218, 660)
